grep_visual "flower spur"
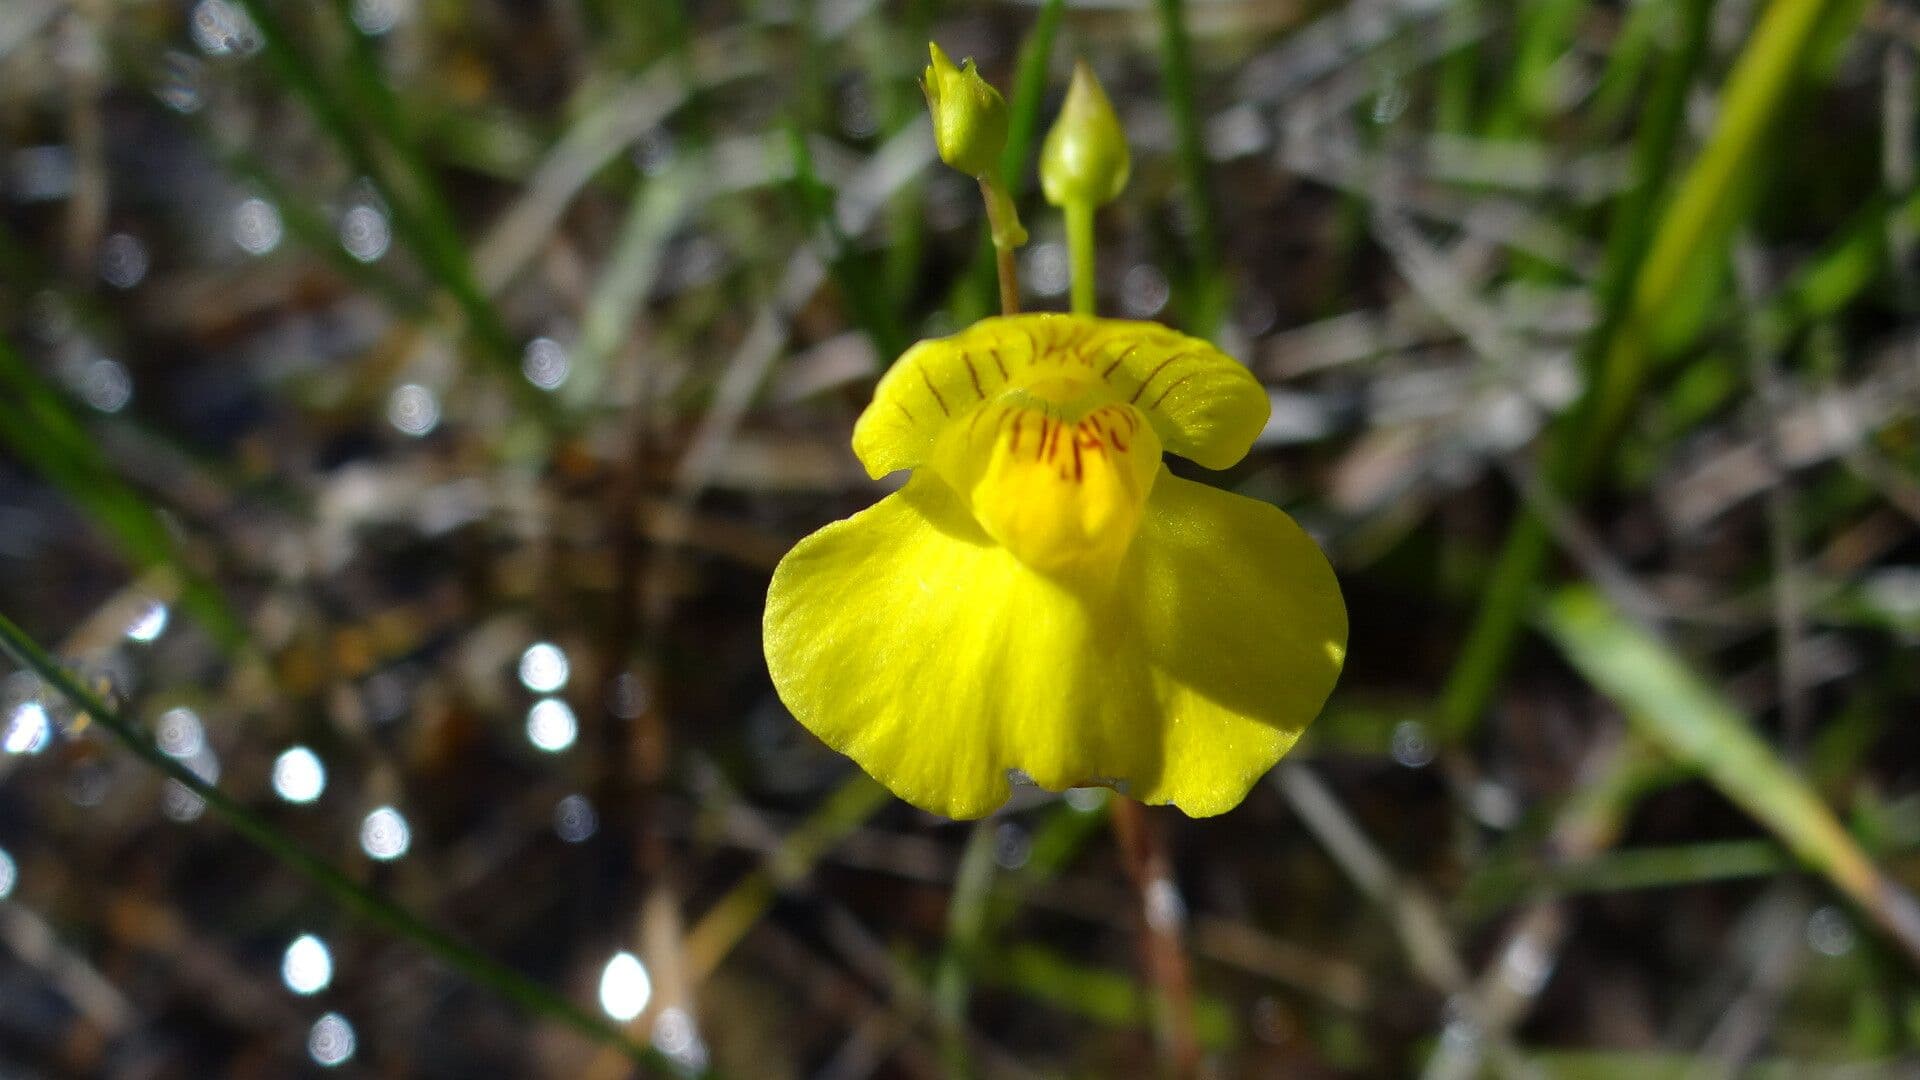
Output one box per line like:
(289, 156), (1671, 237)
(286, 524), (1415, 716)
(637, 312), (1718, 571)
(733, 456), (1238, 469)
(764, 314), (1347, 819)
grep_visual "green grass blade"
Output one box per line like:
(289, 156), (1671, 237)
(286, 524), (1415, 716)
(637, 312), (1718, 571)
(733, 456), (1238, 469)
(1436, 0), (1870, 740)
(0, 610), (680, 1072)
(683, 771), (892, 980)
(0, 342), (244, 650)
(979, 943), (1235, 1049)
(1486, 0), (1587, 137)
(1613, 0), (1867, 395)
(230, 0), (523, 378)
(568, 166), (693, 412)
(785, 123), (909, 360)
(1152, 0), (1225, 336)
(1000, 0), (1066, 200)
(934, 821), (998, 1077)
(1542, 585), (1920, 967)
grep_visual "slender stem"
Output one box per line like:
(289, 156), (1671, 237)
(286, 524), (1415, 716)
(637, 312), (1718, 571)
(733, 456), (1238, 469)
(1109, 797), (1199, 1078)
(979, 178), (1023, 315)
(1151, 0), (1224, 336)
(994, 246), (1021, 316)
(0, 610), (675, 1073)
(1065, 200), (1096, 316)
(947, 0), (1062, 320)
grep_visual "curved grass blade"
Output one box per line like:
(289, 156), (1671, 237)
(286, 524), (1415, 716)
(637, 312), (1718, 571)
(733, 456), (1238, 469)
(1437, 0), (1869, 741)
(1542, 586), (1920, 969)
(0, 341), (244, 651)
(0, 610), (686, 1073)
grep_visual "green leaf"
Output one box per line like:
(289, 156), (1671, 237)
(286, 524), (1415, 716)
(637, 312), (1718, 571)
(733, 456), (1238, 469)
(1542, 585), (1920, 963)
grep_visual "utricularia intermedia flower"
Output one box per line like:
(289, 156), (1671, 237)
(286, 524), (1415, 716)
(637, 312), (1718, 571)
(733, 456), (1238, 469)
(764, 314), (1347, 819)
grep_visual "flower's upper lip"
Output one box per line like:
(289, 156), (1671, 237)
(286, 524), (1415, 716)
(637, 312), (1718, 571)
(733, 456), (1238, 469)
(851, 313), (1272, 480)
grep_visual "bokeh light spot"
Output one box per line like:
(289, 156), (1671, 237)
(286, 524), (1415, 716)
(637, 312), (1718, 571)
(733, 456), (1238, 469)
(350, 0), (406, 36)
(598, 951), (652, 1021)
(156, 707), (205, 759)
(82, 358), (133, 413)
(526, 698), (578, 753)
(553, 794), (597, 843)
(126, 601), (169, 643)
(4, 702), (51, 755)
(273, 746), (327, 804)
(282, 934), (334, 995)
(307, 1013), (356, 1067)
(232, 197), (284, 255)
(522, 337), (570, 390)
(359, 806), (411, 861)
(339, 203), (391, 263)
(98, 233), (149, 289)
(518, 642), (569, 693)
(387, 384), (439, 437)
(190, 0), (261, 56)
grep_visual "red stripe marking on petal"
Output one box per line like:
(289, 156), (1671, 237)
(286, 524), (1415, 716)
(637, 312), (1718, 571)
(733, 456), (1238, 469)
(1129, 354), (1185, 404)
(921, 367), (950, 416)
(1149, 371), (1199, 410)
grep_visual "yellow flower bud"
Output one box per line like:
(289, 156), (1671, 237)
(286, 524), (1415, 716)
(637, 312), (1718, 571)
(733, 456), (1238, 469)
(922, 43), (1009, 180)
(1041, 60), (1131, 209)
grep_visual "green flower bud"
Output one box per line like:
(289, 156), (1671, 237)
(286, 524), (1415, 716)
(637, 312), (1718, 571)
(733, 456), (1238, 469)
(922, 43), (1009, 180)
(1040, 60), (1131, 209)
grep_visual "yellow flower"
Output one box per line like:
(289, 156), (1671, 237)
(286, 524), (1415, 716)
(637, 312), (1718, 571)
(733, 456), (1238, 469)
(764, 314), (1346, 819)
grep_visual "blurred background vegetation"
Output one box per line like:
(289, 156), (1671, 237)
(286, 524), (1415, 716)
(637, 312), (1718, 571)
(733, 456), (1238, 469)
(2, 0), (1920, 1076)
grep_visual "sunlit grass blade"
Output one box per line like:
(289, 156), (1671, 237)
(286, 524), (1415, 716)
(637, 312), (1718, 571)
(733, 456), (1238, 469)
(1463, 838), (1806, 916)
(1619, 0), (1868, 376)
(568, 166), (693, 411)
(1760, 185), (1920, 341)
(1000, 0), (1066, 198)
(876, 3), (934, 307)
(1437, 0), (1871, 740)
(0, 609), (682, 1072)
(1542, 585), (1920, 967)
(1436, 0), (1714, 741)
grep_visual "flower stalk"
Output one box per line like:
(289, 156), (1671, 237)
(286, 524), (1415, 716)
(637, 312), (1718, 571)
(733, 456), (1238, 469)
(924, 43), (1027, 314)
(1064, 200), (1097, 316)
(1042, 60), (1131, 317)
(1111, 796), (1202, 1077)
(980, 178), (1025, 315)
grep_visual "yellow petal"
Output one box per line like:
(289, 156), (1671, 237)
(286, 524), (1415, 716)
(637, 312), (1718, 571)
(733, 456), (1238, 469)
(763, 469), (1346, 819)
(1124, 471), (1347, 815)
(852, 314), (1269, 479)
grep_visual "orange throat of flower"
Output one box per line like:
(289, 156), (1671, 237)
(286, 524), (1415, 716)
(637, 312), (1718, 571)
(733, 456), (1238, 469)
(931, 372), (1163, 579)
